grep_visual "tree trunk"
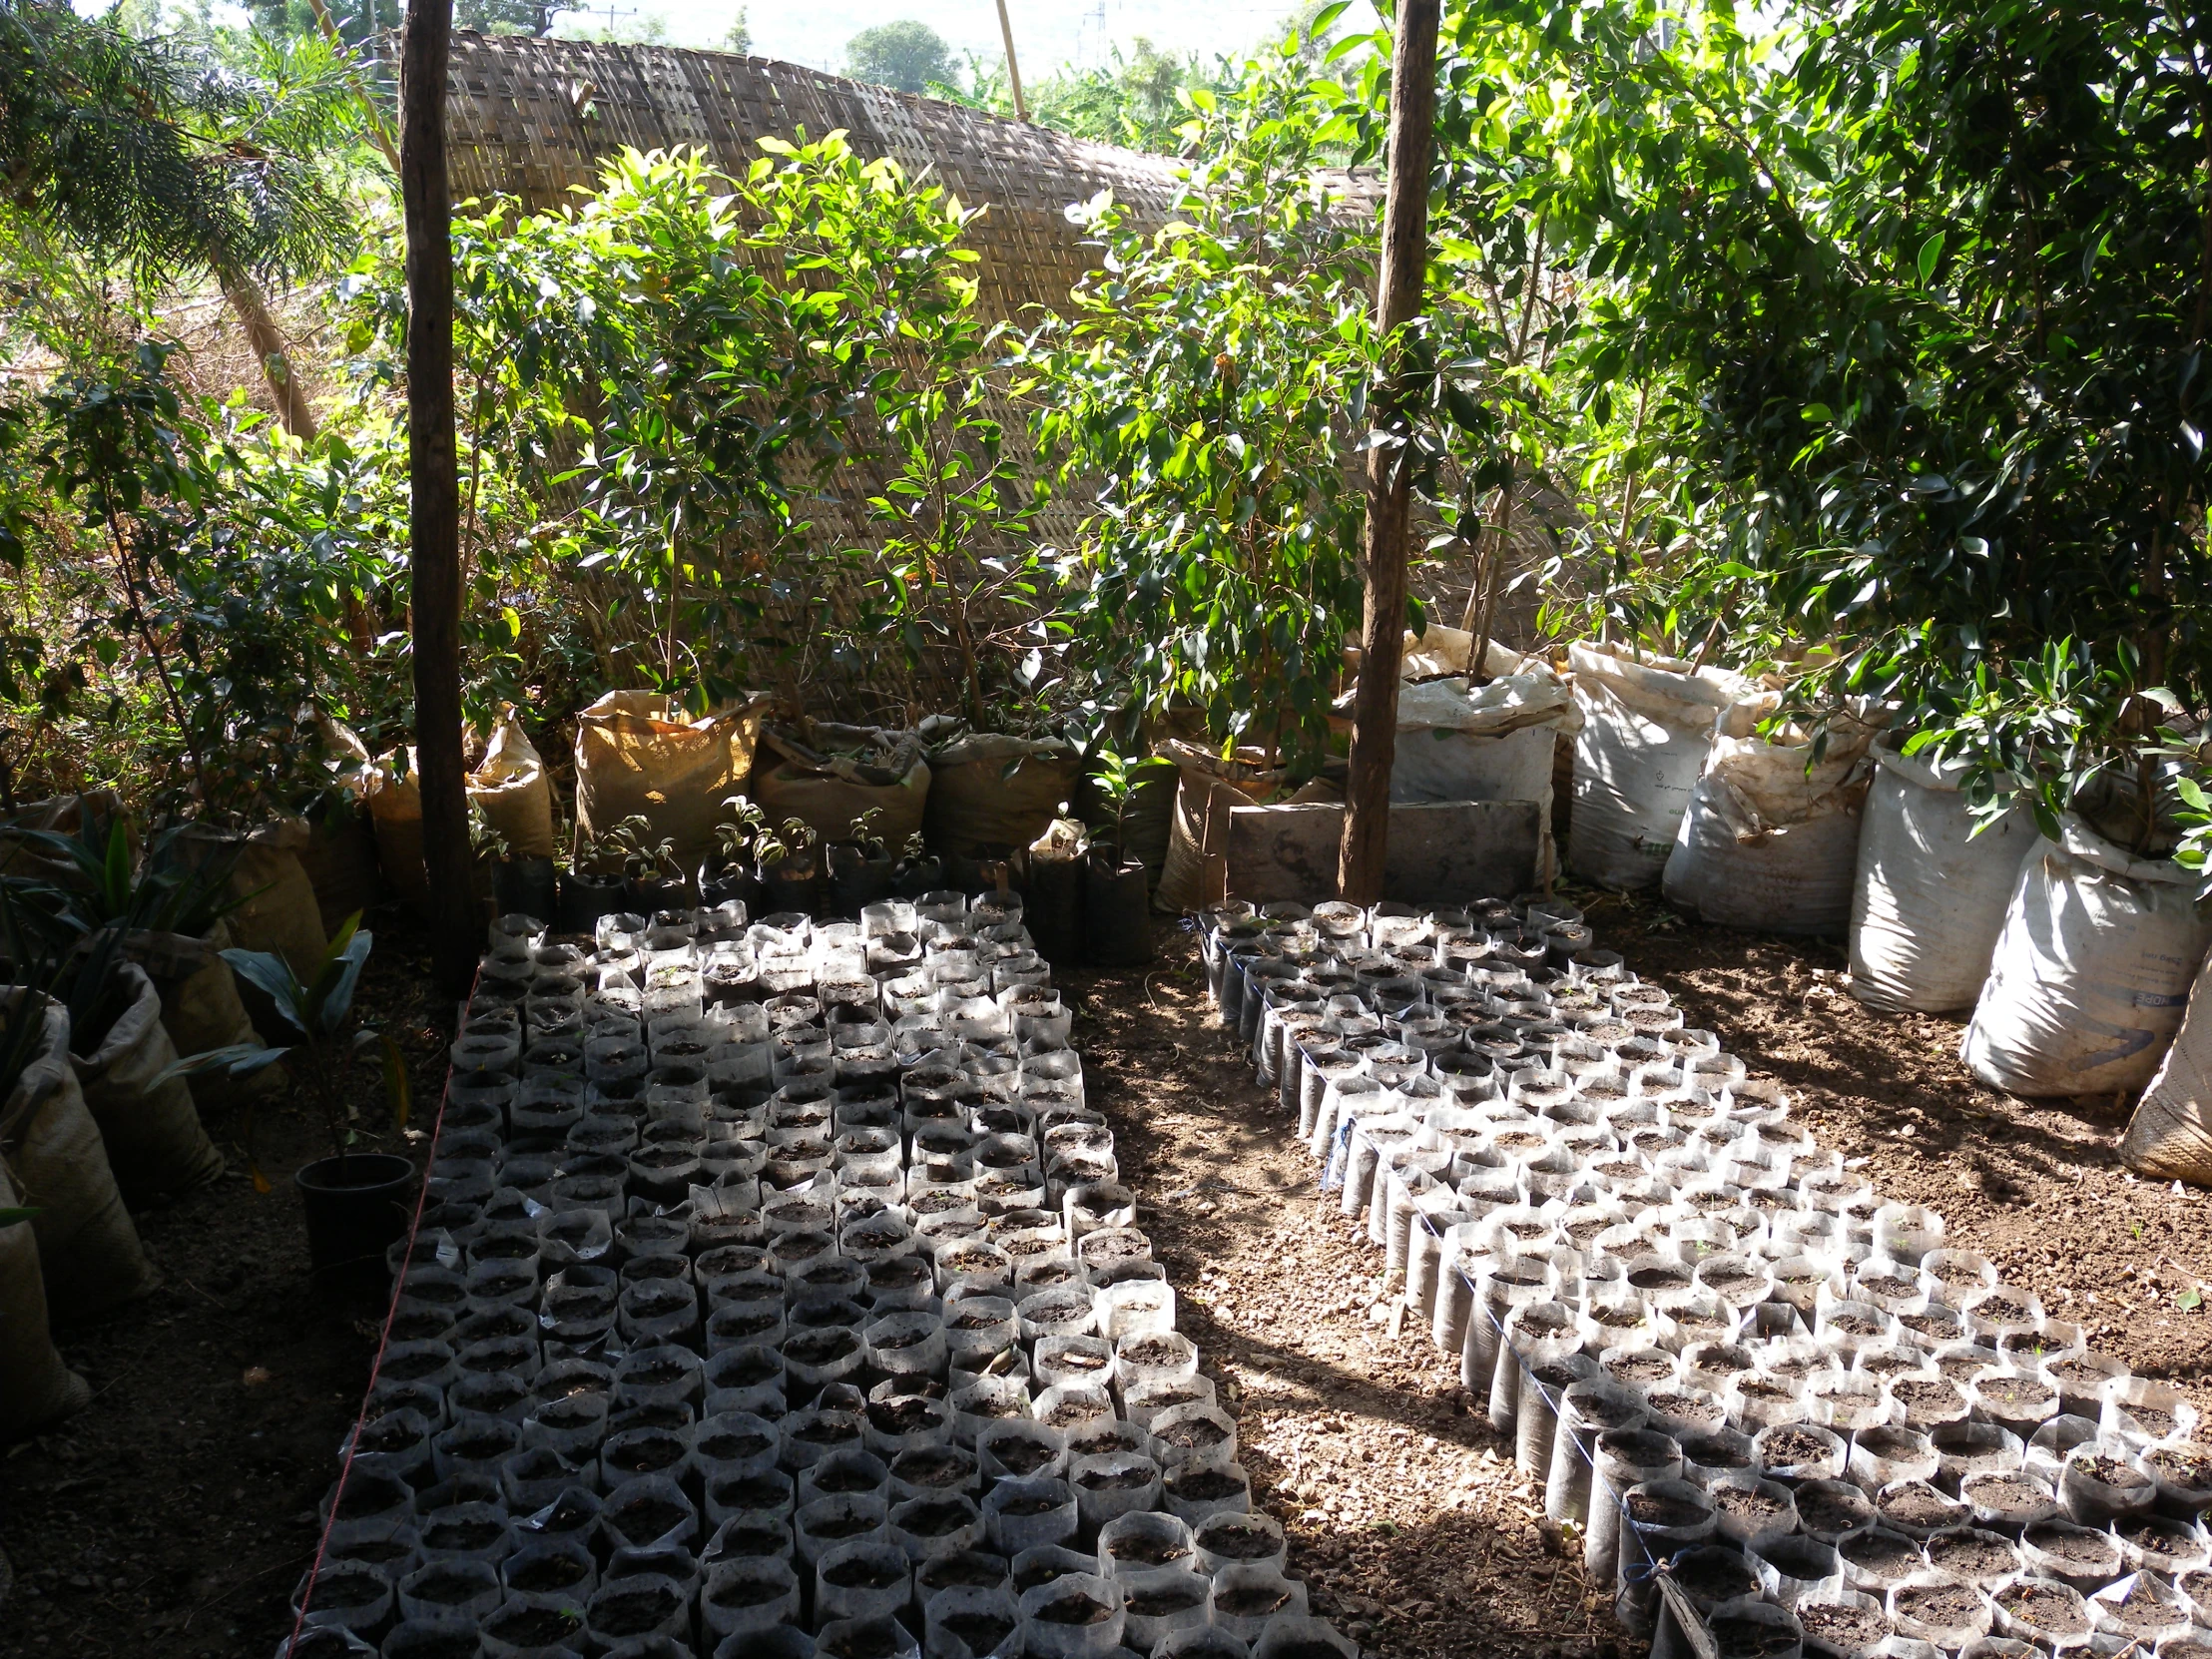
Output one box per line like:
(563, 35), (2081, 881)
(222, 266), (374, 658)
(400, 0), (476, 996)
(1469, 478), (1517, 682)
(220, 270), (319, 443)
(1337, 0), (1440, 905)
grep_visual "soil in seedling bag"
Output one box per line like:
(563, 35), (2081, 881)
(923, 726), (1079, 860)
(1849, 744), (2036, 1013)
(1963, 817), (2212, 1098)
(0, 1151), (88, 1440)
(0, 997), (157, 1318)
(574, 690), (771, 873)
(69, 962), (224, 1202)
(1566, 642), (1748, 890)
(753, 722), (931, 849)
(2121, 938), (2212, 1182)
(1662, 693), (1880, 938)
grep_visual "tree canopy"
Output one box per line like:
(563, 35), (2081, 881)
(843, 19), (956, 95)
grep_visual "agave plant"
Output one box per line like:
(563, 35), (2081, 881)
(161, 913), (408, 1188)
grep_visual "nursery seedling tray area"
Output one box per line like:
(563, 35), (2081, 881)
(1149, 892), (2212, 1659)
(256, 892), (1367, 1659)
(0, 906), (2207, 1659)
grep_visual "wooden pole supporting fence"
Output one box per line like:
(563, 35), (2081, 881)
(1338, 0), (1441, 904)
(995, 0), (1028, 123)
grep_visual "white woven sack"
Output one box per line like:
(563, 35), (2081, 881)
(2122, 949), (2212, 1183)
(1389, 670), (1578, 806)
(1847, 749), (2036, 1013)
(1565, 643), (1746, 890)
(1962, 819), (2212, 1098)
(1660, 695), (1877, 937)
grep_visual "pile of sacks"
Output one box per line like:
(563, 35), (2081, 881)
(1202, 897), (2212, 1659)
(280, 893), (1358, 1659)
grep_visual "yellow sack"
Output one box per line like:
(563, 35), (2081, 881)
(575, 691), (770, 872)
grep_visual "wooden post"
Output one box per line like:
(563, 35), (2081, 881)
(1337, 0), (1440, 904)
(399, 0), (477, 995)
(994, 0), (1027, 123)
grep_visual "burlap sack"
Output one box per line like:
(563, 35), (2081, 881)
(70, 962), (225, 1202)
(471, 707), (556, 860)
(179, 819), (328, 981)
(1155, 740), (1286, 915)
(923, 733), (1079, 859)
(754, 723), (932, 849)
(291, 716), (383, 928)
(0, 791), (132, 884)
(0, 997), (158, 1318)
(575, 691), (771, 872)
(369, 710), (557, 908)
(138, 921), (275, 1112)
(0, 1156), (87, 1441)
(295, 801), (380, 934)
(365, 747), (429, 911)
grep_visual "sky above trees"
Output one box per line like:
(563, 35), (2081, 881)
(569, 0), (1372, 77)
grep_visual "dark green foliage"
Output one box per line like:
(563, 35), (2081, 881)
(0, 2), (357, 283)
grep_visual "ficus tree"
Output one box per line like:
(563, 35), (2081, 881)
(750, 135), (1047, 727)
(1021, 36), (1379, 773)
(339, 135), (1055, 724)
(1442, 0), (2212, 844)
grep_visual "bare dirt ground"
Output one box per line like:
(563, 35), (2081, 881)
(0, 901), (2202, 1659)
(0, 932), (456, 1659)
(1069, 938), (1620, 1659)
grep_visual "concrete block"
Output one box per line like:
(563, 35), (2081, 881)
(1224, 800), (1544, 906)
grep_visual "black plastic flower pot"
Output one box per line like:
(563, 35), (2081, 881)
(557, 870), (626, 934)
(1083, 851), (1153, 967)
(492, 856), (558, 928)
(699, 861), (762, 913)
(625, 875), (693, 914)
(1024, 852), (1086, 967)
(758, 858), (820, 916)
(828, 845), (895, 913)
(947, 844), (1018, 895)
(296, 1153), (416, 1290)
(893, 856), (944, 898)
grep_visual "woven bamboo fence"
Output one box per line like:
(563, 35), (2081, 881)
(444, 34), (1189, 325)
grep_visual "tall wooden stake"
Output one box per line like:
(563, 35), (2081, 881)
(400, 0), (476, 996)
(1338, 0), (1440, 904)
(994, 0), (1027, 122)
